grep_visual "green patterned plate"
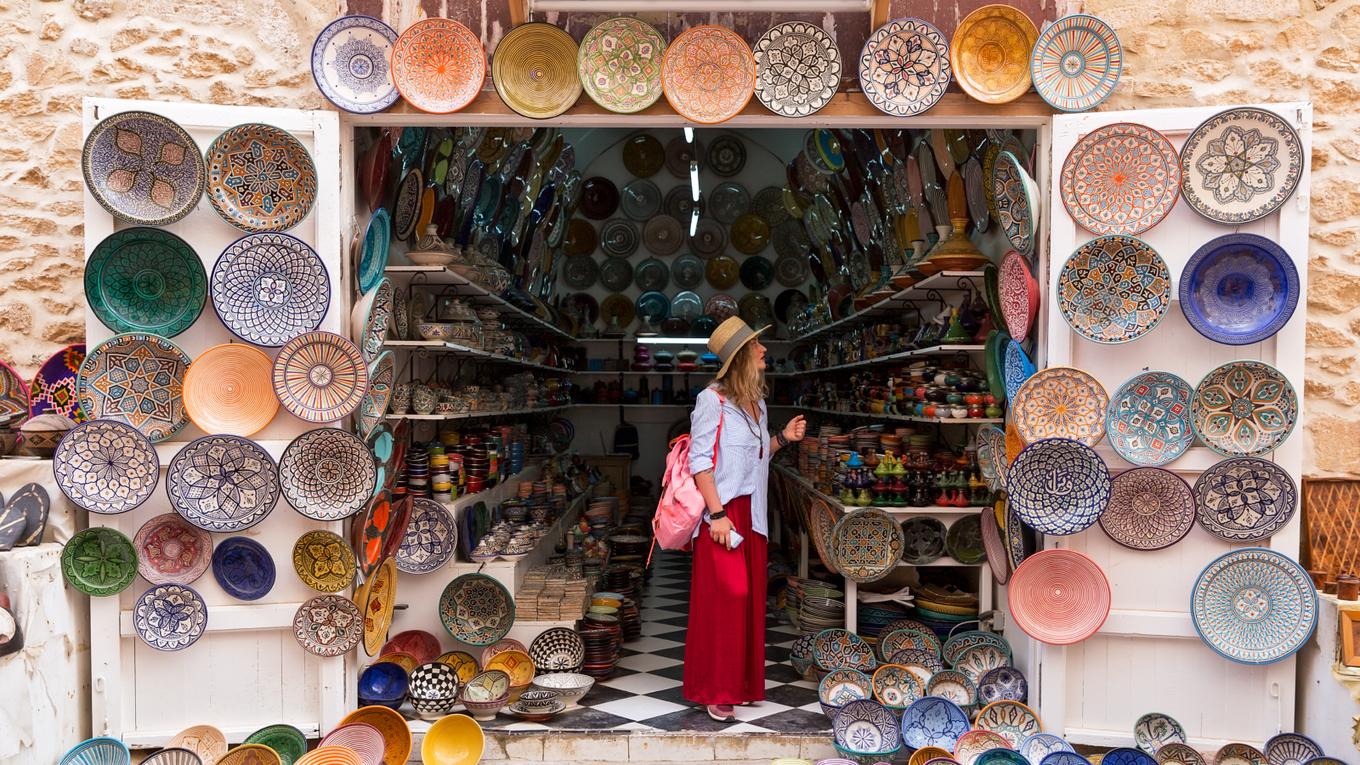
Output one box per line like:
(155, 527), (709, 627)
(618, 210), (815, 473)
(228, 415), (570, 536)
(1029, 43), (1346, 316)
(577, 16), (666, 114)
(244, 724), (308, 765)
(61, 526), (138, 597)
(86, 228), (206, 337)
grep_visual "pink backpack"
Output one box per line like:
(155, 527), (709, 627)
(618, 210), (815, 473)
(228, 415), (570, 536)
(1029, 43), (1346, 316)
(651, 395), (724, 554)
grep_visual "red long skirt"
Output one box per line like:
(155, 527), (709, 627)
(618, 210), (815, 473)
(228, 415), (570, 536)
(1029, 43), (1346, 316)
(682, 494), (768, 705)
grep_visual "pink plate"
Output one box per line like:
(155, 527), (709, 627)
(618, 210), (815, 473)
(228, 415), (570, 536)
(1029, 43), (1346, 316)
(134, 512), (213, 586)
(380, 629), (443, 665)
(319, 723), (385, 765)
(980, 506), (1010, 586)
(999, 251), (1038, 342)
(1007, 549), (1110, 645)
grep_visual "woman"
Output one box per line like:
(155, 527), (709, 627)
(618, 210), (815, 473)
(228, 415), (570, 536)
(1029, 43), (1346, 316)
(683, 316), (806, 722)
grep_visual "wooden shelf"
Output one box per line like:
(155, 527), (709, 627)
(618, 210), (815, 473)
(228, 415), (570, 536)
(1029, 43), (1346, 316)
(768, 344), (985, 377)
(790, 271), (986, 346)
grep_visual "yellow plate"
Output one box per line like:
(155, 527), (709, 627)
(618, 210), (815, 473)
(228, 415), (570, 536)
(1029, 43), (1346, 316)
(293, 530), (356, 593)
(422, 714), (486, 765)
(437, 650), (481, 683)
(950, 5), (1039, 104)
(485, 648), (535, 687)
(492, 23), (582, 119)
(339, 705), (412, 765)
(356, 556), (397, 656)
(218, 745), (282, 765)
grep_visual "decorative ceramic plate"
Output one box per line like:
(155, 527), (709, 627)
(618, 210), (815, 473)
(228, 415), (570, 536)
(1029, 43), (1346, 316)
(896, 695), (970, 751)
(272, 331), (368, 422)
(212, 536), (276, 601)
(982, 504), (1011, 585)
(1159, 745), (1208, 765)
(53, 419), (159, 515)
(832, 698), (901, 754)
(1191, 360), (1297, 457)
(358, 556), (397, 656)
(1057, 234), (1171, 343)
(642, 214), (684, 255)
(1000, 250), (1039, 343)
(955, 731), (1014, 765)
(184, 344), (278, 437)
(392, 169), (421, 241)
(351, 278), (391, 364)
(661, 26), (756, 125)
(812, 628), (877, 672)
(396, 497), (457, 575)
(320, 724), (386, 765)
(312, 15), (400, 113)
(1031, 14), (1122, 112)
(810, 499), (841, 574)
(1134, 713), (1187, 755)
(1100, 467), (1195, 550)
(577, 17), (665, 114)
(975, 700), (1043, 747)
(337, 706), (411, 765)
(29, 344), (84, 421)
(831, 508), (905, 584)
(819, 667), (873, 708)
(580, 177), (619, 220)
(1217, 745), (1268, 765)
(1106, 750), (1159, 765)
(293, 529), (356, 593)
(1021, 734), (1075, 765)
(899, 516), (947, 565)
(218, 746), (282, 765)
(622, 179), (662, 221)
(357, 351), (393, 440)
(1008, 549), (1110, 644)
(59, 738), (134, 765)
(141, 747), (205, 765)
(601, 218), (639, 258)
(135, 513), (212, 585)
(61, 526), (137, 597)
(134, 583), (208, 651)
(1193, 457), (1297, 542)
(708, 135), (747, 177)
(871, 663), (924, 708)
(440, 573), (515, 646)
(485, 648), (535, 688)
(1265, 734), (1323, 765)
(391, 18), (485, 114)
(212, 232), (330, 346)
(244, 725), (307, 765)
(1007, 438), (1110, 536)
(1180, 233), (1299, 345)
(82, 110), (205, 225)
(529, 627), (585, 671)
(167, 726), (227, 765)
(357, 211), (389, 295)
(294, 594), (363, 657)
(86, 228), (206, 337)
(858, 18), (951, 117)
(994, 151), (1039, 257)
(166, 435), (279, 532)
(942, 629), (1011, 667)
(924, 669), (975, 712)
(1003, 340), (1036, 404)
(0, 359), (26, 424)
(978, 666), (1029, 705)
(880, 628), (941, 660)
(753, 22), (841, 117)
(1005, 500), (1029, 573)
(492, 23), (582, 119)
(205, 123), (317, 232)
(1193, 547), (1316, 664)
(78, 332), (190, 441)
(951, 5), (1038, 104)
(279, 427), (376, 521)
(945, 512), (986, 565)
(1107, 371), (1194, 467)
(1061, 123), (1178, 235)
(1180, 107), (1303, 224)
(1013, 367), (1109, 447)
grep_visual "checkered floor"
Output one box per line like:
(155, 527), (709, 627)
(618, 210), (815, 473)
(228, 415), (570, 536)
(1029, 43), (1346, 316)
(485, 552), (828, 732)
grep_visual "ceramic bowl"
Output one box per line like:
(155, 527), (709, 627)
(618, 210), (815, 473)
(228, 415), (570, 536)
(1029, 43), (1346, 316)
(515, 689), (560, 713)
(460, 694), (509, 722)
(357, 662), (409, 704)
(410, 694), (460, 721)
(530, 673), (594, 707)
(419, 322), (455, 340)
(408, 250), (456, 267)
(834, 744), (901, 765)
(421, 714), (485, 765)
(59, 737), (132, 765)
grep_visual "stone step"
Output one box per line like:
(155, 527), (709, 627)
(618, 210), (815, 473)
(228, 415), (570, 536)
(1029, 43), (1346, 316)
(476, 730), (836, 764)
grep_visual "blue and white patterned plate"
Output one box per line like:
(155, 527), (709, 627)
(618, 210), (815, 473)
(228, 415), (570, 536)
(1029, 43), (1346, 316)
(58, 737), (132, 765)
(1107, 371), (1194, 467)
(1193, 457), (1297, 543)
(1006, 438), (1111, 536)
(1020, 733), (1075, 765)
(311, 15), (401, 114)
(1134, 712), (1187, 755)
(977, 665), (1029, 706)
(1191, 547), (1317, 664)
(134, 583), (208, 651)
(1180, 233), (1299, 346)
(53, 420), (159, 515)
(818, 667), (874, 707)
(396, 497), (457, 574)
(1104, 748), (1158, 765)
(900, 695), (970, 750)
(1044, 754), (1091, 765)
(1265, 734), (1323, 765)
(832, 698), (901, 754)
(211, 536), (276, 601)
(1004, 340), (1036, 403)
(211, 232), (330, 347)
(168, 435), (280, 532)
(1180, 107), (1303, 225)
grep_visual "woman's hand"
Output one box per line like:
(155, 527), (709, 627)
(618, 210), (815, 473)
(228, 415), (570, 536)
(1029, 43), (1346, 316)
(709, 516), (734, 548)
(782, 415), (807, 442)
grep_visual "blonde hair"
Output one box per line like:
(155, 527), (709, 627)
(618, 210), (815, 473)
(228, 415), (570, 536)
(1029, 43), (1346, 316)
(715, 341), (767, 411)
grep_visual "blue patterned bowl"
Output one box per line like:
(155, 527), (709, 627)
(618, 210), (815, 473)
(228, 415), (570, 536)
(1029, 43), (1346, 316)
(358, 661), (409, 702)
(833, 699), (902, 754)
(1180, 233), (1298, 346)
(59, 737), (131, 765)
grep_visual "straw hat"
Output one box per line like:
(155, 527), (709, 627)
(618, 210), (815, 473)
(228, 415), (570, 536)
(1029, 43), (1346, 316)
(707, 316), (767, 379)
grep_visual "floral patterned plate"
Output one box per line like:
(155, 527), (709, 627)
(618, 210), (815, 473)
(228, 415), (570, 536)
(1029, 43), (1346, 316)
(82, 110), (204, 226)
(53, 419), (159, 515)
(1180, 107), (1303, 224)
(1012, 367), (1109, 447)
(577, 17), (665, 114)
(1106, 371), (1194, 467)
(951, 5), (1038, 104)
(977, 666), (1029, 706)
(211, 232), (330, 347)
(391, 18), (485, 114)
(294, 594), (363, 657)
(754, 22), (841, 117)
(1030, 14), (1123, 112)
(61, 526), (137, 597)
(439, 573), (516, 646)
(1100, 467), (1195, 551)
(134, 583), (209, 651)
(1190, 360), (1297, 457)
(78, 333), (190, 442)
(859, 18), (951, 117)
(1060, 122), (1178, 235)
(396, 497), (457, 575)
(135, 513), (212, 586)
(293, 529), (357, 593)
(205, 124), (317, 232)
(993, 150), (1039, 257)
(661, 26), (755, 124)
(1191, 547), (1316, 664)
(168, 435), (280, 532)
(311, 15), (401, 114)
(1193, 457), (1297, 543)
(1134, 712), (1187, 755)
(279, 427), (377, 521)
(1057, 234), (1172, 344)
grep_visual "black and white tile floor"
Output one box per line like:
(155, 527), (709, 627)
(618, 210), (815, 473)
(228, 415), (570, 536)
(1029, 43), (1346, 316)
(487, 552), (829, 733)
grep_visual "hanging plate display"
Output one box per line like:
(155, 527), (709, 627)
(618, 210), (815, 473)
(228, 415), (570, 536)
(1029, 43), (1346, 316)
(396, 497), (457, 575)
(1193, 457), (1297, 543)
(636, 290), (670, 324)
(0, 359), (26, 425)
(993, 151), (1039, 257)
(1012, 367), (1109, 447)
(1191, 547), (1316, 664)
(671, 254), (704, 290)
(661, 26), (756, 125)
(279, 428), (377, 521)
(704, 255), (739, 290)
(1007, 549), (1110, 645)
(184, 344), (278, 438)
(580, 177), (620, 220)
(577, 17), (666, 114)
(61, 526), (137, 597)
(82, 110), (205, 226)
(641, 215), (683, 256)
(731, 213), (771, 255)
(1100, 467), (1195, 551)
(212, 536), (276, 601)
(1057, 234), (1171, 344)
(1000, 252), (1039, 344)
(858, 19), (951, 117)
(311, 15), (400, 114)
(357, 351), (393, 441)
(134, 583), (208, 651)
(351, 277), (392, 363)
(168, 435), (280, 532)
(53, 419), (158, 515)
(30, 345), (84, 422)
(272, 331), (368, 423)
(1030, 14), (1122, 112)
(1265, 735), (1324, 765)
(975, 700), (1043, 747)
(1060, 122), (1178, 235)
(710, 136), (746, 178)
(1180, 233), (1299, 345)
(358, 556), (398, 656)
(391, 18), (485, 114)
(1007, 438), (1111, 536)
(1003, 339), (1036, 405)
(358, 208), (389, 294)
(562, 219), (597, 256)
(492, 23), (581, 119)
(86, 228), (206, 338)
(205, 124), (317, 232)
(600, 293), (635, 330)
(391, 169), (422, 241)
(981, 506), (1011, 585)
(439, 573), (516, 646)
(1191, 360), (1297, 457)
(1005, 500), (1029, 573)
(635, 257), (670, 291)
(1106, 371), (1194, 467)
(211, 232), (330, 347)
(595, 258), (631, 294)
(135, 513), (212, 586)
(951, 5), (1038, 104)
(562, 255), (599, 290)
(753, 22), (841, 117)
(600, 218), (639, 258)
(1134, 713), (1188, 756)
(1180, 107), (1303, 224)
(294, 594), (363, 657)
(78, 333), (189, 442)
(830, 508), (905, 584)
(293, 529), (357, 593)
(621, 179), (662, 221)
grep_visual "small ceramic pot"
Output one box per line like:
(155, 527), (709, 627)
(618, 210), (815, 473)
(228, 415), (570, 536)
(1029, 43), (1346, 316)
(1338, 575), (1360, 601)
(413, 385), (437, 415)
(391, 383), (412, 414)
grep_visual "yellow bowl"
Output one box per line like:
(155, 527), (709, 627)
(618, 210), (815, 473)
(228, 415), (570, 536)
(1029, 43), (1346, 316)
(421, 714), (485, 765)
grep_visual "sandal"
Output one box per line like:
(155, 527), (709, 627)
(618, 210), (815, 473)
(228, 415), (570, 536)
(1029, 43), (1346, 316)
(706, 704), (737, 722)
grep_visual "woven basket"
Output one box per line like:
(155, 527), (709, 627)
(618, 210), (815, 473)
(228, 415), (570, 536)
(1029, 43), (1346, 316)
(1302, 479), (1360, 581)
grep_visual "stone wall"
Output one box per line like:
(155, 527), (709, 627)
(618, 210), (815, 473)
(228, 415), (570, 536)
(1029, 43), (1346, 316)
(0, 0), (1355, 475)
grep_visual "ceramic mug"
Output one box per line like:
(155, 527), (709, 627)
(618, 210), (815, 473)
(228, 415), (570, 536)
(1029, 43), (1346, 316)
(391, 383), (412, 414)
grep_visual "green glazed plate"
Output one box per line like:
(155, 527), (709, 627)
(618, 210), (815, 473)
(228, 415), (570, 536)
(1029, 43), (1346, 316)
(61, 527), (137, 597)
(86, 227), (206, 337)
(244, 724), (308, 765)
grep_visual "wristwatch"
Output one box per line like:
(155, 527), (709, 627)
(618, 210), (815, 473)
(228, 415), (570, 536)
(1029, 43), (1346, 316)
(708, 510), (728, 521)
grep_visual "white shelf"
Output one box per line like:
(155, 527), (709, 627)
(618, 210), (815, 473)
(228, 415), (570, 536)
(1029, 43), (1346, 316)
(382, 339), (575, 374)
(774, 466), (987, 518)
(382, 265), (577, 342)
(796, 406), (1003, 425)
(768, 344), (986, 377)
(790, 271), (986, 345)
